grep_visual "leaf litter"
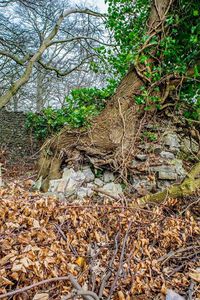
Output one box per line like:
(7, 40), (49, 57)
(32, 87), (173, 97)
(0, 181), (199, 299)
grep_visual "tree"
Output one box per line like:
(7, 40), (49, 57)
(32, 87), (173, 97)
(0, 0), (109, 110)
(38, 0), (200, 200)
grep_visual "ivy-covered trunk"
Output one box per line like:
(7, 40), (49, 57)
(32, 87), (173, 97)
(39, 0), (200, 199)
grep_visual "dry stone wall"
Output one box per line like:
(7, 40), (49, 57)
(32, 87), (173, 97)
(46, 128), (199, 200)
(0, 109), (39, 161)
(1, 108), (198, 200)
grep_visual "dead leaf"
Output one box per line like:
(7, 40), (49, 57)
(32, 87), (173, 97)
(32, 293), (49, 300)
(33, 219), (40, 228)
(118, 291), (125, 300)
(189, 268), (200, 282)
(75, 257), (86, 268)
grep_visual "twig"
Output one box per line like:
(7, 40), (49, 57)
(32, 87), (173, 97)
(0, 276), (70, 299)
(0, 275), (99, 300)
(180, 198), (200, 215)
(68, 274), (96, 300)
(0, 163), (3, 187)
(54, 224), (78, 256)
(108, 222), (132, 300)
(157, 245), (200, 265)
(98, 232), (119, 298)
(188, 281), (195, 300)
(63, 290), (100, 300)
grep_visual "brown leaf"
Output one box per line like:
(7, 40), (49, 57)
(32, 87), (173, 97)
(189, 268), (200, 282)
(32, 293), (49, 300)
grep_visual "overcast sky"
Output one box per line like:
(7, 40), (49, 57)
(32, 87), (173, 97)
(75, 0), (108, 12)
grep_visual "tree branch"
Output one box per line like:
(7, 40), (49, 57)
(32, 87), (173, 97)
(0, 50), (30, 65)
(49, 36), (116, 47)
(38, 55), (94, 77)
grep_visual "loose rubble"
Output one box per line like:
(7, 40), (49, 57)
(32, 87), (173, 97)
(47, 131), (192, 200)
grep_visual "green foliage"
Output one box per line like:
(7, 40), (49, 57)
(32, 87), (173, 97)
(143, 131), (157, 142)
(26, 87), (112, 139)
(181, 81), (200, 120)
(94, 0), (150, 80)
(26, 107), (69, 140)
(100, 0), (200, 118)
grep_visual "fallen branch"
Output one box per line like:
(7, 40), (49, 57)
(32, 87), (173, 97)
(98, 232), (120, 298)
(108, 222), (132, 300)
(0, 276), (70, 299)
(0, 274), (99, 300)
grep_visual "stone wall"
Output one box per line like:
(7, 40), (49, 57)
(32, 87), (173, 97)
(0, 109), (39, 161)
(46, 126), (199, 200)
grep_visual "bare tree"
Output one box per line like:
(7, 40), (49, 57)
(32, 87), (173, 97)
(0, 0), (110, 110)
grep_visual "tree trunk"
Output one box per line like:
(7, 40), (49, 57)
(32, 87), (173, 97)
(36, 63), (45, 112)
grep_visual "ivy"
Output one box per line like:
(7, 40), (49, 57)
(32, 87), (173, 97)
(26, 86), (113, 140)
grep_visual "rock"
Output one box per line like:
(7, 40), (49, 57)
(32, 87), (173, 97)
(77, 187), (89, 199)
(135, 154), (148, 161)
(55, 168), (86, 196)
(48, 179), (61, 192)
(173, 159), (186, 178)
(131, 159), (138, 167)
(158, 166), (177, 180)
(31, 176), (42, 191)
(82, 165), (95, 183)
(145, 124), (160, 132)
(62, 168), (76, 180)
(103, 171), (115, 183)
(160, 151), (175, 159)
(132, 178), (155, 196)
(154, 146), (162, 155)
(102, 182), (123, 197)
(94, 178), (104, 187)
(166, 289), (185, 300)
(86, 183), (96, 197)
(181, 137), (199, 154)
(62, 168), (85, 183)
(159, 171), (177, 180)
(164, 133), (180, 150)
(150, 165), (177, 180)
(157, 180), (172, 190)
(57, 180), (69, 193)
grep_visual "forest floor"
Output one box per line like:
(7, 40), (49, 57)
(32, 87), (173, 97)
(0, 163), (200, 300)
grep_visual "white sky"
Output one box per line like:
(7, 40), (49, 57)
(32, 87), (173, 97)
(74, 0), (108, 12)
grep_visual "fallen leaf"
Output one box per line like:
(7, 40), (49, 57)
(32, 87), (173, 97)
(189, 268), (200, 282)
(75, 257), (86, 268)
(32, 293), (49, 300)
(33, 219), (40, 228)
(118, 291), (125, 300)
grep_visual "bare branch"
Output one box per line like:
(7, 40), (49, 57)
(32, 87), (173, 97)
(0, 51), (29, 65)
(50, 36), (116, 47)
(38, 55), (94, 77)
